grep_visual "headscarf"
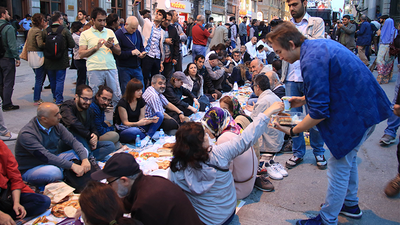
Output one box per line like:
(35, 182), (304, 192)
(231, 97), (253, 122)
(380, 18), (398, 44)
(201, 107), (242, 138)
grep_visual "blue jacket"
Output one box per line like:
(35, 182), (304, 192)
(115, 27), (144, 68)
(300, 39), (391, 159)
(89, 101), (114, 136)
(356, 21), (372, 46)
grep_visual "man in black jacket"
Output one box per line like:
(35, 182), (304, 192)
(194, 55), (222, 101)
(161, 12), (180, 80)
(60, 85), (114, 161)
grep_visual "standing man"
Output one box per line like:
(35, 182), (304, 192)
(356, 15), (372, 66)
(133, 0), (165, 87)
(229, 17), (238, 49)
(115, 16), (146, 94)
(170, 10), (187, 72)
(161, 12), (180, 80)
(280, 0), (326, 170)
(0, 7), (20, 111)
(209, 23), (229, 51)
(268, 21), (391, 225)
(77, 10), (88, 25)
(19, 14), (31, 41)
(192, 15), (215, 62)
(239, 16), (248, 46)
(79, 7), (122, 106)
(337, 15), (356, 52)
(44, 12), (75, 106)
(186, 17), (195, 52)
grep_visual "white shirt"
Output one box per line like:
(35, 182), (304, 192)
(245, 41), (257, 59)
(256, 40), (274, 53)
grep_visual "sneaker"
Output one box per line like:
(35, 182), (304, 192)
(258, 161), (268, 175)
(339, 204), (363, 219)
(384, 174), (400, 197)
(296, 215), (323, 225)
(44, 84), (51, 89)
(0, 132), (18, 141)
(254, 175), (274, 192)
(264, 161), (283, 180)
(315, 155), (327, 170)
(380, 134), (396, 145)
(270, 160), (288, 177)
(34, 99), (44, 106)
(286, 155), (303, 169)
(2, 104), (19, 111)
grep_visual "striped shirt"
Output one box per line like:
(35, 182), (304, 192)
(142, 86), (169, 117)
(147, 25), (162, 59)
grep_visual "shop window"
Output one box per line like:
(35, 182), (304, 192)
(40, 0), (63, 15)
(212, 0), (224, 7)
(111, 0), (125, 19)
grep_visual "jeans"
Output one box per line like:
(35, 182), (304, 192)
(285, 81), (325, 158)
(118, 66), (144, 95)
(47, 69), (66, 104)
(384, 76), (400, 138)
(231, 40), (236, 49)
(2, 193), (51, 219)
(163, 62), (174, 81)
(87, 69), (121, 106)
(22, 149), (82, 186)
(119, 112), (164, 143)
(192, 44), (206, 62)
(0, 58), (16, 107)
(141, 56), (161, 88)
(74, 59), (87, 89)
(33, 65), (45, 101)
(320, 127), (373, 225)
(240, 35), (247, 46)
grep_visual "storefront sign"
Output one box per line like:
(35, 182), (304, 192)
(162, 0), (191, 14)
(171, 2), (186, 9)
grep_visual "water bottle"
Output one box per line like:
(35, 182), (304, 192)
(205, 106), (210, 112)
(233, 82), (238, 92)
(135, 135), (141, 148)
(159, 129), (165, 144)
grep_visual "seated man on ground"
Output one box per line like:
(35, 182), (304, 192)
(142, 74), (188, 133)
(89, 85), (120, 149)
(265, 71), (285, 98)
(0, 140), (51, 224)
(163, 72), (200, 117)
(194, 55), (222, 101)
(15, 103), (91, 187)
(60, 85), (115, 160)
(247, 59), (274, 105)
(91, 153), (203, 225)
(204, 53), (226, 91)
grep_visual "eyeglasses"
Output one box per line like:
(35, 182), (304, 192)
(107, 177), (120, 185)
(79, 96), (92, 102)
(101, 96), (112, 102)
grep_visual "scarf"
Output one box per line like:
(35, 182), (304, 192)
(380, 18), (397, 44)
(202, 107), (242, 138)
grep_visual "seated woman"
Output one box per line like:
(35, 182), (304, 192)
(114, 79), (163, 144)
(228, 64), (252, 87)
(182, 63), (210, 111)
(163, 72), (200, 117)
(169, 102), (283, 225)
(219, 96), (252, 129)
(202, 107), (258, 200)
(79, 181), (141, 225)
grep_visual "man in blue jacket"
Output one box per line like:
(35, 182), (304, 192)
(356, 15), (372, 66)
(115, 16), (146, 94)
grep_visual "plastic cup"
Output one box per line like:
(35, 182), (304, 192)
(281, 96), (292, 111)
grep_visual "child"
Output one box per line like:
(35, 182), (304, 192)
(256, 45), (266, 64)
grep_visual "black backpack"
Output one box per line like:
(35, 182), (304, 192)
(228, 24), (232, 38)
(0, 23), (10, 59)
(44, 25), (65, 60)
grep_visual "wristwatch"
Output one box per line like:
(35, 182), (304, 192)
(290, 127), (299, 137)
(178, 112), (183, 115)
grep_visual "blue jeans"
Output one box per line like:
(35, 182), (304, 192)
(285, 81), (325, 158)
(33, 65), (45, 101)
(119, 112), (164, 143)
(231, 40), (236, 49)
(320, 127), (373, 225)
(384, 76), (400, 138)
(192, 44), (206, 62)
(5, 193), (51, 219)
(22, 149), (82, 186)
(187, 36), (193, 49)
(118, 66), (144, 95)
(47, 69), (66, 104)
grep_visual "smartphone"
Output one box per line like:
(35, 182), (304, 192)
(107, 37), (114, 42)
(146, 116), (158, 120)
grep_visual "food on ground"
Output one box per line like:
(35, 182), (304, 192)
(157, 148), (173, 157)
(162, 143), (175, 148)
(129, 151), (139, 158)
(156, 160), (170, 170)
(52, 200), (80, 217)
(140, 152), (159, 160)
(33, 216), (49, 224)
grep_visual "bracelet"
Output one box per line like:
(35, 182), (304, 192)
(290, 127), (299, 137)
(178, 112), (183, 115)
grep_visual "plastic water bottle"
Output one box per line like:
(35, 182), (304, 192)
(159, 129), (165, 144)
(233, 82), (238, 92)
(205, 106), (210, 112)
(135, 135), (141, 148)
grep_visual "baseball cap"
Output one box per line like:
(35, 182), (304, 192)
(91, 153), (140, 180)
(172, 71), (187, 81)
(209, 53), (219, 61)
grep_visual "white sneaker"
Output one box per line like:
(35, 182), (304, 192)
(264, 162), (283, 180)
(270, 160), (288, 177)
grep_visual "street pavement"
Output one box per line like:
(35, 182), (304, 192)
(4, 54), (400, 225)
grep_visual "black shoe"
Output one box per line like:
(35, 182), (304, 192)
(3, 105), (19, 111)
(88, 156), (100, 171)
(44, 84), (51, 89)
(254, 175), (274, 192)
(339, 204), (363, 219)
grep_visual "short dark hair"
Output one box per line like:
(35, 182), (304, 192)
(140, 9), (150, 16)
(13, 15), (20, 20)
(218, 50), (227, 59)
(266, 21), (305, 51)
(272, 59), (282, 71)
(91, 7), (107, 21)
(251, 19), (257, 25)
(209, 17), (214, 22)
(232, 50), (240, 55)
(254, 74), (270, 91)
(106, 13), (119, 25)
(96, 85), (113, 98)
(76, 84), (92, 96)
(195, 55), (205, 62)
(243, 16), (247, 19)
(229, 16), (235, 22)
(343, 15), (350, 20)
(78, 10), (87, 16)
(70, 21), (83, 33)
(257, 45), (264, 51)
(51, 12), (62, 23)
(0, 7), (7, 18)
(166, 12), (173, 19)
(157, 9), (167, 19)
(270, 19), (283, 27)
(123, 78), (143, 103)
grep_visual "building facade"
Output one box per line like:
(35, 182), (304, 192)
(256, 0), (290, 22)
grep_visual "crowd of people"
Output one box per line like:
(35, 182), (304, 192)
(0, 0), (400, 224)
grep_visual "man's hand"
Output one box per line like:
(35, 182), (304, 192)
(133, 0), (141, 6)
(13, 203), (26, 219)
(105, 121), (112, 127)
(104, 39), (114, 49)
(139, 52), (147, 58)
(179, 113), (186, 123)
(394, 104), (400, 117)
(89, 133), (98, 150)
(212, 93), (218, 100)
(15, 60), (21, 67)
(246, 104), (254, 112)
(188, 105), (198, 114)
(0, 211), (16, 225)
(81, 158), (91, 173)
(172, 59), (177, 65)
(165, 38), (173, 45)
(131, 49), (140, 55)
(193, 99), (200, 109)
(263, 101), (284, 118)
(160, 63), (164, 72)
(96, 39), (105, 50)
(71, 163), (85, 177)
(288, 96), (306, 108)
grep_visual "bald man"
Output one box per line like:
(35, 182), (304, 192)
(115, 16), (146, 94)
(15, 102), (91, 187)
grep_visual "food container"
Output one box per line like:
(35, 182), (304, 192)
(270, 112), (305, 127)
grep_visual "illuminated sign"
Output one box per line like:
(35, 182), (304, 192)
(171, 2), (186, 9)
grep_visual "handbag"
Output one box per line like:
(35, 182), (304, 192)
(28, 51), (44, 68)
(389, 34), (400, 57)
(19, 44), (28, 61)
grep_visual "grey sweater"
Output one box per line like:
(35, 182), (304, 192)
(15, 117), (88, 174)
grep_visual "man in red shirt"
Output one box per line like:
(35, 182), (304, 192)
(191, 15), (215, 62)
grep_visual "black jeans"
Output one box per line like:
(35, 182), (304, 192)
(74, 59), (87, 89)
(163, 61), (174, 81)
(141, 56), (161, 87)
(0, 193), (51, 219)
(0, 58), (16, 107)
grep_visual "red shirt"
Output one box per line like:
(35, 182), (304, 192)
(192, 23), (210, 46)
(0, 140), (33, 193)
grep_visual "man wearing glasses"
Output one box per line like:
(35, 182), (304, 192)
(60, 85), (115, 161)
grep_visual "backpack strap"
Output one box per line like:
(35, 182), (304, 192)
(205, 163), (229, 172)
(0, 23), (9, 34)
(56, 25), (64, 34)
